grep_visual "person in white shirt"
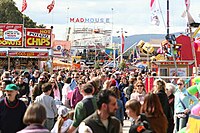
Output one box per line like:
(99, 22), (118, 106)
(34, 83), (57, 130)
(51, 106), (73, 133)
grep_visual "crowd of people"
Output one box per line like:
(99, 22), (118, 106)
(0, 68), (199, 133)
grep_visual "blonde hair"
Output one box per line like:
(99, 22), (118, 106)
(57, 113), (69, 133)
(153, 79), (166, 93)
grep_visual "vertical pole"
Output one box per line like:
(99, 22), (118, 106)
(8, 55), (10, 71)
(50, 26), (53, 74)
(111, 8), (115, 68)
(186, 19), (198, 75)
(120, 28), (123, 62)
(167, 0), (169, 35)
(167, 0), (178, 75)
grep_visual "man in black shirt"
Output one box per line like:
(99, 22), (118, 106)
(0, 84), (27, 133)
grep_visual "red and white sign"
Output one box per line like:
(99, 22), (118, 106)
(8, 51), (48, 57)
(0, 24), (23, 47)
(25, 28), (52, 48)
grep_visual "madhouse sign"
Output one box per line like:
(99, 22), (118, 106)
(70, 18), (110, 23)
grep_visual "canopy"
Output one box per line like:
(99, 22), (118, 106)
(53, 60), (71, 68)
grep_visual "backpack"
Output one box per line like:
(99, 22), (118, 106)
(129, 114), (153, 133)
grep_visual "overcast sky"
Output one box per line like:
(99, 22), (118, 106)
(14, 0), (200, 40)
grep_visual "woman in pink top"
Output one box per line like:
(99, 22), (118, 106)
(130, 80), (146, 104)
(49, 78), (61, 101)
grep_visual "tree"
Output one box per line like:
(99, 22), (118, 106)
(0, 0), (45, 28)
(94, 61), (100, 69)
(119, 60), (126, 70)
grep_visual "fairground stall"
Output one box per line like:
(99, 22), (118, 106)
(0, 23), (53, 72)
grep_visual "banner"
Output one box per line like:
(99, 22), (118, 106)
(25, 28), (52, 48)
(150, 0), (160, 26)
(47, 0), (55, 13)
(8, 51), (48, 58)
(21, 0), (27, 12)
(0, 24), (23, 47)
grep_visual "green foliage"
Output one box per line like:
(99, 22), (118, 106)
(94, 61), (100, 69)
(0, 0), (45, 28)
(119, 60), (126, 70)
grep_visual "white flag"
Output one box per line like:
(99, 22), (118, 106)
(150, 0), (160, 26)
(185, 0), (190, 11)
(182, 0), (190, 17)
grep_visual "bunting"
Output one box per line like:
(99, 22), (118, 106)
(47, 0), (55, 13)
(150, 0), (160, 26)
(21, 0), (27, 13)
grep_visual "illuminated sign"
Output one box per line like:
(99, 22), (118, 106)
(70, 18), (110, 23)
(25, 28), (52, 48)
(8, 51), (48, 57)
(0, 24), (23, 47)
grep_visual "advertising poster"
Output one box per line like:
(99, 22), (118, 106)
(169, 68), (187, 76)
(25, 28), (52, 48)
(0, 24), (23, 47)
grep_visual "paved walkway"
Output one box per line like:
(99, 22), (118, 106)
(122, 119), (131, 133)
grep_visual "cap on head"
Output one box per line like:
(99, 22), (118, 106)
(5, 84), (19, 91)
(58, 106), (69, 117)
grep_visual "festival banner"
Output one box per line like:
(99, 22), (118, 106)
(0, 24), (23, 47)
(47, 0), (55, 13)
(25, 28), (52, 48)
(8, 51), (48, 58)
(21, 0), (27, 12)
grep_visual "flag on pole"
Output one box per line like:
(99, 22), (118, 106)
(121, 33), (125, 53)
(182, 0), (190, 17)
(21, 0), (27, 12)
(134, 47), (140, 59)
(185, 0), (190, 11)
(150, 0), (160, 26)
(47, 0), (55, 13)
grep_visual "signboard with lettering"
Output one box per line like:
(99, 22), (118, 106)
(8, 51), (48, 58)
(70, 18), (110, 23)
(0, 24), (23, 47)
(169, 68), (187, 76)
(25, 28), (52, 48)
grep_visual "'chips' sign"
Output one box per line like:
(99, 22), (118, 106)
(25, 28), (52, 48)
(0, 24), (23, 47)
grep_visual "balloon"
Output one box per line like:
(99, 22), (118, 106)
(187, 85), (200, 95)
(194, 76), (200, 84)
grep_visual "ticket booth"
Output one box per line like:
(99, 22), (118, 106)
(152, 60), (194, 76)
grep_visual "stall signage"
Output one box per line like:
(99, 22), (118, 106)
(0, 52), (6, 56)
(0, 24), (23, 47)
(70, 18), (110, 23)
(25, 28), (52, 48)
(160, 62), (188, 65)
(8, 51), (48, 57)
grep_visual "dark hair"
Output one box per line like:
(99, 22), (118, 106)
(23, 103), (46, 125)
(141, 93), (165, 117)
(64, 77), (72, 84)
(109, 86), (121, 99)
(81, 83), (93, 94)
(89, 77), (101, 95)
(41, 82), (52, 92)
(96, 89), (117, 109)
(125, 99), (141, 116)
